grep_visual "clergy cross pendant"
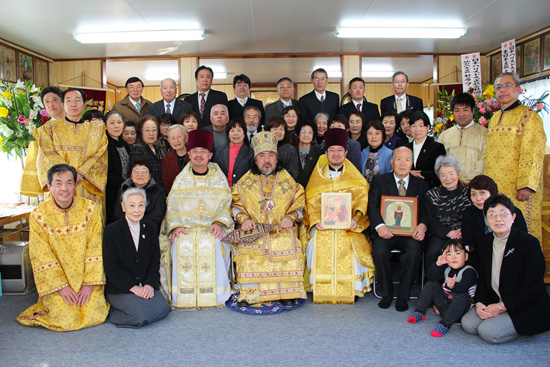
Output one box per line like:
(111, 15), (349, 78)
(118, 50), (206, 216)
(259, 199), (267, 211)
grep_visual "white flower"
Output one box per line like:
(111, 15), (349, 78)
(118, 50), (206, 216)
(29, 109), (38, 120)
(14, 80), (24, 89)
(0, 124), (12, 137)
(30, 85), (38, 93)
(27, 124), (36, 135)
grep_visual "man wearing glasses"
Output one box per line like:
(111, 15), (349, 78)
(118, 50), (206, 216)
(299, 68), (340, 123)
(265, 77), (300, 122)
(113, 77), (152, 121)
(483, 72), (546, 243)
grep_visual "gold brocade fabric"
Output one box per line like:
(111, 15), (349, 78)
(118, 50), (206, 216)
(438, 123), (487, 184)
(162, 162), (234, 309)
(16, 197), (108, 331)
(304, 156), (375, 304)
(231, 169), (306, 303)
(20, 119), (108, 214)
(484, 105), (546, 242)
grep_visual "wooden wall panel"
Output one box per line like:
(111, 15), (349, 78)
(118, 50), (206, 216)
(438, 55), (462, 84)
(50, 60), (102, 88)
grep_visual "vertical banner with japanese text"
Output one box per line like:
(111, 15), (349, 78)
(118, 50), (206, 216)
(501, 39), (517, 73)
(461, 52), (482, 94)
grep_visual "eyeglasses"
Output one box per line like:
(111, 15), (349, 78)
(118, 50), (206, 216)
(327, 147), (345, 153)
(300, 129), (313, 134)
(486, 211), (512, 220)
(494, 83), (516, 90)
(314, 77), (327, 82)
(278, 85), (293, 89)
(143, 129), (158, 134)
(133, 169), (149, 175)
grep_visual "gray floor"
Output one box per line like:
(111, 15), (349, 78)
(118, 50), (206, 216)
(1, 289), (549, 367)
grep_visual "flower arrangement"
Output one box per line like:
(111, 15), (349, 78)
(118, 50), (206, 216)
(0, 80), (46, 158)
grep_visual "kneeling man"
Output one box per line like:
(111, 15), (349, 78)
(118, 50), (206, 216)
(304, 128), (375, 304)
(17, 164), (109, 331)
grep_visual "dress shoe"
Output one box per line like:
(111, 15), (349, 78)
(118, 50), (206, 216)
(279, 299), (295, 306)
(395, 298), (409, 312)
(378, 297), (392, 309)
(238, 300), (250, 307)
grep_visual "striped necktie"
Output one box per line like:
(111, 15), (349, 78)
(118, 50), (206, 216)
(200, 93), (206, 117)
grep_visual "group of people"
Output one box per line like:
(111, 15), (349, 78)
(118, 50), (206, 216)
(15, 67), (549, 345)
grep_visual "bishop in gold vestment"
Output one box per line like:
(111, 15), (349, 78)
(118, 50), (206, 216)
(231, 131), (306, 305)
(304, 129), (375, 304)
(16, 179), (108, 331)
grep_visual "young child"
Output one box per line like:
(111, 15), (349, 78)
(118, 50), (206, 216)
(407, 239), (477, 337)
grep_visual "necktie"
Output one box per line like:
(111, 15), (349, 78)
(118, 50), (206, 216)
(320, 95), (325, 103)
(135, 102), (141, 114)
(166, 103), (171, 114)
(398, 179), (406, 196)
(357, 103), (362, 111)
(397, 97), (403, 113)
(200, 93), (206, 117)
(249, 132), (254, 142)
(239, 98), (246, 107)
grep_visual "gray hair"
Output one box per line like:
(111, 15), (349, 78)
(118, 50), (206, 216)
(160, 78), (177, 88)
(314, 112), (330, 123)
(244, 105), (262, 119)
(495, 72), (520, 85)
(121, 187), (147, 206)
(168, 124), (187, 136)
(210, 104), (228, 118)
(392, 71), (409, 83)
(435, 155), (461, 177)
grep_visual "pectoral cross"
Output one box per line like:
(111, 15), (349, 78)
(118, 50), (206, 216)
(259, 199), (267, 211)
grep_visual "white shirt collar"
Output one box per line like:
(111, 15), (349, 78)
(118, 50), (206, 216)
(281, 98), (292, 107)
(315, 90), (326, 101)
(198, 90), (210, 102)
(457, 120), (475, 129)
(393, 173), (410, 188)
(165, 99), (175, 110)
(129, 97), (141, 108)
(395, 93), (407, 101)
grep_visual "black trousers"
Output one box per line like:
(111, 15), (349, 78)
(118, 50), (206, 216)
(415, 281), (471, 328)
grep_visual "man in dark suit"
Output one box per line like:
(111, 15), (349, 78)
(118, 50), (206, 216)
(329, 115), (361, 171)
(244, 106), (261, 145)
(227, 74), (265, 126)
(339, 77), (380, 123)
(368, 146), (429, 312)
(380, 72), (423, 114)
(184, 66), (228, 128)
(265, 77), (300, 122)
(299, 68), (339, 123)
(147, 78), (192, 123)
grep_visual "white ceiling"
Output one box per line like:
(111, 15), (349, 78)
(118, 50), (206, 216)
(2, 0), (549, 86)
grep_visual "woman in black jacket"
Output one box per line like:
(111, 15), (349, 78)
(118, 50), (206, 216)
(213, 118), (253, 187)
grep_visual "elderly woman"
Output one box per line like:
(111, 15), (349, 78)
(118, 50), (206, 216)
(180, 111), (200, 132)
(314, 112), (330, 149)
(162, 124), (188, 194)
(406, 111), (446, 188)
(461, 175), (528, 270)
(360, 120), (393, 184)
(114, 159), (166, 231)
(282, 106), (300, 146)
(130, 115), (164, 188)
(267, 117), (299, 179)
(461, 194), (550, 344)
(349, 111), (368, 150)
(424, 155), (471, 268)
(295, 120), (322, 188)
(156, 113), (176, 158)
(104, 110), (130, 225)
(382, 112), (400, 150)
(214, 118), (254, 187)
(122, 120), (138, 148)
(103, 187), (171, 328)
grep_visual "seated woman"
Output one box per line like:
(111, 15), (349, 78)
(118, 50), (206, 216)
(103, 111), (130, 225)
(267, 117), (299, 179)
(349, 111), (368, 150)
(425, 155), (471, 268)
(122, 120), (138, 149)
(162, 124), (188, 194)
(360, 120), (393, 184)
(406, 111), (446, 188)
(214, 118), (253, 187)
(461, 175), (528, 269)
(180, 111), (200, 133)
(314, 112), (330, 149)
(382, 112), (400, 150)
(461, 194), (550, 344)
(295, 120), (322, 188)
(114, 159), (166, 231)
(103, 187), (171, 328)
(156, 113), (176, 158)
(282, 106), (300, 146)
(130, 115), (164, 188)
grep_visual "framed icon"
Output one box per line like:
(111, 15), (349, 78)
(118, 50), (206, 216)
(321, 192), (352, 230)
(381, 195), (418, 236)
(18, 51), (33, 82)
(0, 44), (16, 82)
(35, 58), (49, 88)
(523, 37), (541, 76)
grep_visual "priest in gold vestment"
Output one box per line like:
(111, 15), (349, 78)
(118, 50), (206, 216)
(304, 128), (375, 304)
(20, 88), (108, 215)
(16, 164), (109, 331)
(161, 129), (234, 309)
(231, 131), (306, 306)
(484, 73), (546, 242)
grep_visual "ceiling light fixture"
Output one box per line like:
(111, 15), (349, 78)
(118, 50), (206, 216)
(336, 27), (467, 39)
(73, 30), (205, 44)
(362, 71), (395, 78)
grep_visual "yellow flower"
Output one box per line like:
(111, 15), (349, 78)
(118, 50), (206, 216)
(0, 135), (3, 148)
(483, 84), (495, 98)
(18, 89), (24, 95)
(449, 114), (454, 121)
(2, 91), (13, 99)
(0, 106), (8, 118)
(434, 123), (443, 133)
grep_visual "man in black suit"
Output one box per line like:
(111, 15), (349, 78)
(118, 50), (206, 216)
(265, 77), (300, 122)
(184, 66), (228, 128)
(299, 68), (339, 123)
(368, 146), (429, 312)
(227, 74), (265, 126)
(244, 106), (261, 145)
(339, 77), (380, 123)
(147, 78), (192, 123)
(380, 72), (423, 114)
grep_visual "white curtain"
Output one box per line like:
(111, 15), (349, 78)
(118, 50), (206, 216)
(521, 78), (550, 146)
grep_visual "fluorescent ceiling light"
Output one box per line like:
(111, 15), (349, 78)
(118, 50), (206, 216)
(73, 30), (204, 43)
(336, 27), (467, 39)
(362, 71), (395, 78)
(214, 72), (227, 79)
(144, 73), (179, 81)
